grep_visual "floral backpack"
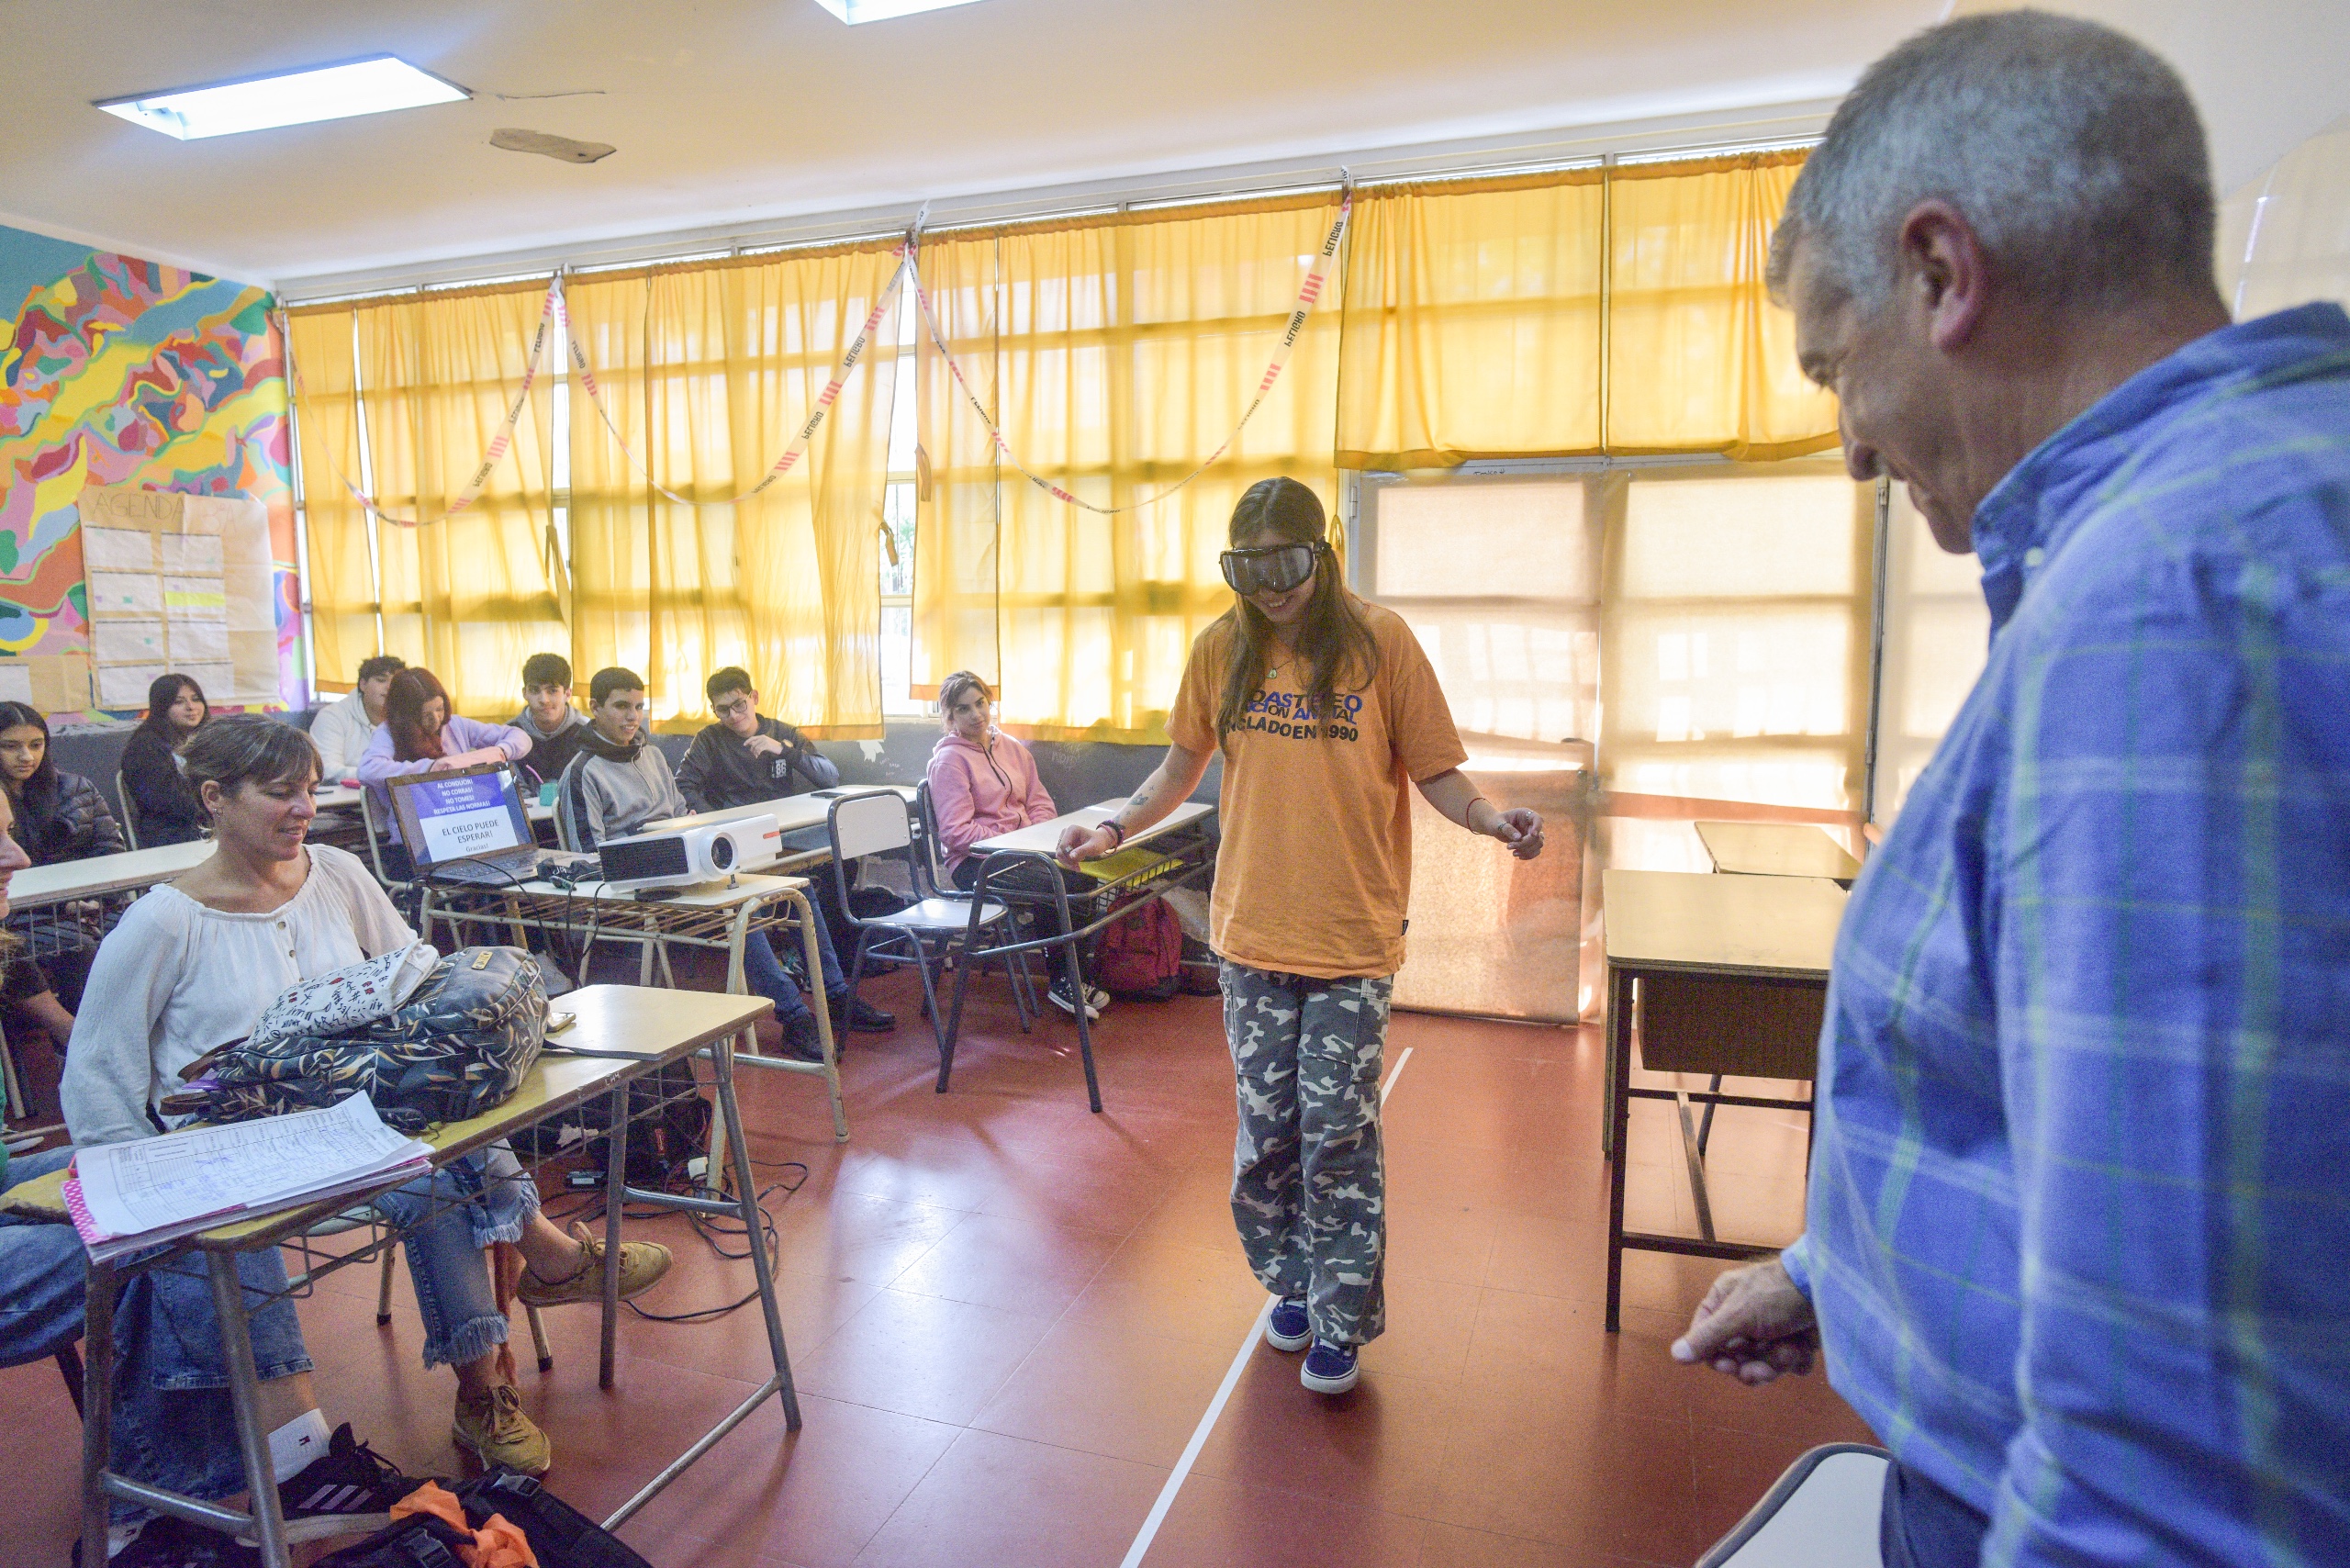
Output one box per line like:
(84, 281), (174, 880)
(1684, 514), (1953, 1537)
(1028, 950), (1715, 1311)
(169, 946), (549, 1134)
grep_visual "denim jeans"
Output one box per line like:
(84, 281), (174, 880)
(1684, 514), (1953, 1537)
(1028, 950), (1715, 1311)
(1880, 1459), (1990, 1568)
(741, 913), (849, 1024)
(369, 1142), (541, 1369)
(0, 1148), (315, 1516)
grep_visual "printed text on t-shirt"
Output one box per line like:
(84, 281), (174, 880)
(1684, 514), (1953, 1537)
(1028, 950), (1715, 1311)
(1240, 689), (1362, 742)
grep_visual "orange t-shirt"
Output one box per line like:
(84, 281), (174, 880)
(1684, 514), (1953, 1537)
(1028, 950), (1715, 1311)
(1167, 599), (1467, 979)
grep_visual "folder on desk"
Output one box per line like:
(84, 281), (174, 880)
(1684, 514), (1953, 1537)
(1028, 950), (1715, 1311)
(1073, 846), (1178, 885)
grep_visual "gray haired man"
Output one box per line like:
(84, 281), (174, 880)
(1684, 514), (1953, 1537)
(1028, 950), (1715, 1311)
(1672, 11), (2350, 1567)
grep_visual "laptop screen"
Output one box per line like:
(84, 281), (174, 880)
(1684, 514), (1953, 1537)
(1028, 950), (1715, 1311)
(389, 765), (532, 869)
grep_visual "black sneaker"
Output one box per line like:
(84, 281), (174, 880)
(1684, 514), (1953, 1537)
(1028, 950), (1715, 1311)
(1046, 979), (1102, 1021)
(87, 1517), (261, 1567)
(830, 992), (897, 1034)
(782, 1010), (827, 1062)
(274, 1423), (431, 1541)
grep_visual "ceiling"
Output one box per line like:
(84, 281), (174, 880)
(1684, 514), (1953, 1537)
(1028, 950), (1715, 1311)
(0, 0), (1949, 294)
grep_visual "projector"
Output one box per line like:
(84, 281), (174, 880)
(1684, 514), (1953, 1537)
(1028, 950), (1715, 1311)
(596, 817), (781, 889)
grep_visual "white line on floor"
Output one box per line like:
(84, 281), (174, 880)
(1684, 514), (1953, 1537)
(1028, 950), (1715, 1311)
(1117, 1042), (1417, 1568)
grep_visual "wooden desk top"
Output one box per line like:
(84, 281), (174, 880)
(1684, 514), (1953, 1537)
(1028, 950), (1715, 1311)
(1696, 821), (1862, 881)
(643, 784), (918, 843)
(1602, 868), (1846, 979)
(476, 870), (813, 909)
(10, 839), (214, 910)
(0, 985), (768, 1248)
(972, 799), (1214, 857)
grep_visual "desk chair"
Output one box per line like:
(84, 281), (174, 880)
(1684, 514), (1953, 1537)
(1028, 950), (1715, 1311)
(113, 773), (141, 852)
(356, 787), (420, 917)
(286, 1210), (557, 1374)
(1696, 1443), (1888, 1568)
(828, 791), (1029, 1070)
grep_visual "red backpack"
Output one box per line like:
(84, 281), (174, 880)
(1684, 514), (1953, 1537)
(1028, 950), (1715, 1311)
(1094, 894), (1184, 1001)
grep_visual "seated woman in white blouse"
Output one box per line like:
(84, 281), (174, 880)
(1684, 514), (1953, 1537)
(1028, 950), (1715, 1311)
(62, 718), (673, 1479)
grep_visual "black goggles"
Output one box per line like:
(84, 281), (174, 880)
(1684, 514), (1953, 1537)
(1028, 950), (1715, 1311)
(1219, 543), (1317, 598)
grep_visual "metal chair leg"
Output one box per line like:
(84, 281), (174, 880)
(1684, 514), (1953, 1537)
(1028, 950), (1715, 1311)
(377, 1240), (397, 1326)
(55, 1341), (84, 1417)
(526, 1305), (554, 1373)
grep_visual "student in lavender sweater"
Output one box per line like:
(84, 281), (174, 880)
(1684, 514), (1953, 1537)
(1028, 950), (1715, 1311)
(354, 668), (533, 880)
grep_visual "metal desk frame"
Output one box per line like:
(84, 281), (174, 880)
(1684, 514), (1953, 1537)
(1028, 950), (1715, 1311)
(68, 987), (790, 1568)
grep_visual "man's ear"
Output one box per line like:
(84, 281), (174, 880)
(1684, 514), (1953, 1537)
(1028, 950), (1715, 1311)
(1897, 200), (1991, 354)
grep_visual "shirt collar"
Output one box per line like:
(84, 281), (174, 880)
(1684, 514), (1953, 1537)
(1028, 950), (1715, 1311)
(1969, 302), (2350, 631)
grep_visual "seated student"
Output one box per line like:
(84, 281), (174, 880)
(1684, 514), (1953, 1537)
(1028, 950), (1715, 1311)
(0, 701), (124, 1052)
(677, 668), (890, 1036)
(309, 654), (406, 778)
(355, 669), (533, 879)
(66, 718), (672, 1480)
(559, 668), (849, 1058)
(0, 788), (426, 1567)
(512, 652), (589, 792)
(117, 673), (210, 847)
(926, 672), (1106, 1020)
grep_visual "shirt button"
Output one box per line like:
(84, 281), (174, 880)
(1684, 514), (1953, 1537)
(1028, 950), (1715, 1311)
(2023, 546), (2045, 568)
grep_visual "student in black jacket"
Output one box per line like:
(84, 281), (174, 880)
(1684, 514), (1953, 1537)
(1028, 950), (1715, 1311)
(0, 700), (123, 1050)
(677, 668), (892, 1036)
(118, 672), (209, 846)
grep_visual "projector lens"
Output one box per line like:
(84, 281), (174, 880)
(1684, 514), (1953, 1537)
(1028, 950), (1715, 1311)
(711, 837), (734, 869)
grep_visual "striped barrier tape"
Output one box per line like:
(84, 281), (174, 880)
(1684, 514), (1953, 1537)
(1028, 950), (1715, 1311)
(910, 195), (1351, 516)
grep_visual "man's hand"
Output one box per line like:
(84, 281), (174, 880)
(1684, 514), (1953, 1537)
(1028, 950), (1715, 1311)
(1489, 807), (1545, 861)
(1671, 1256), (1818, 1385)
(1057, 824), (1120, 868)
(743, 734), (785, 759)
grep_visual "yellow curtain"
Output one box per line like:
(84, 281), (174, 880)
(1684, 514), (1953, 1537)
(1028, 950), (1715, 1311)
(912, 196), (1342, 741)
(1336, 173), (1606, 468)
(1335, 151), (1837, 466)
(285, 308), (374, 690)
(563, 242), (900, 735)
(287, 283), (563, 715)
(1606, 153), (1838, 457)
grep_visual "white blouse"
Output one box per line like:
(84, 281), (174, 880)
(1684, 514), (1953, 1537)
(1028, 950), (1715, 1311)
(62, 843), (417, 1148)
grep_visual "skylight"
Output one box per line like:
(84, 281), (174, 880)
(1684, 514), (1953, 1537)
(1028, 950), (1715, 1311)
(811, 0), (990, 24)
(95, 56), (468, 140)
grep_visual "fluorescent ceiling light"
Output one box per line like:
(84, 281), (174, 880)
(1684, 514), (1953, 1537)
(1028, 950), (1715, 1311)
(96, 56), (467, 140)
(811, 0), (990, 24)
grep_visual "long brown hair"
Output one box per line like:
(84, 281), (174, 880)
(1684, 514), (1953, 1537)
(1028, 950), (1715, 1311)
(385, 668), (452, 762)
(1213, 478), (1378, 739)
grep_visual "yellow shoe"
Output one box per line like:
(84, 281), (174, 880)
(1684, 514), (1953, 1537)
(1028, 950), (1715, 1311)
(517, 1220), (673, 1309)
(452, 1383), (551, 1476)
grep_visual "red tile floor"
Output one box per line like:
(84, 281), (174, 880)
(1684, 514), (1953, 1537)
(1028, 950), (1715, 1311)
(1, 967), (1874, 1567)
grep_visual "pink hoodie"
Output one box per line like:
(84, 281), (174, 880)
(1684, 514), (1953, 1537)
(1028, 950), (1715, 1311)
(926, 729), (1057, 875)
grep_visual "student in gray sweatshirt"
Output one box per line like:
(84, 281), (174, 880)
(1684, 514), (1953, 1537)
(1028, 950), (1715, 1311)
(559, 668), (879, 1058)
(511, 652), (590, 791)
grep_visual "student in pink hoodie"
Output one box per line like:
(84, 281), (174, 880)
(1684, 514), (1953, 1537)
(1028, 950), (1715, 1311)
(924, 671), (1106, 1019)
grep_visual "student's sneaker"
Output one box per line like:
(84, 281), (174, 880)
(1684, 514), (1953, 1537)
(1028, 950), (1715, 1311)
(274, 1423), (431, 1541)
(781, 1010), (827, 1062)
(517, 1220), (675, 1309)
(1264, 1297), (1312, 1353)
(85, 1516), (261, 1566)
(451, 1383), (553, 1477)
(1301, 1339), (1360, 1395)
(1046, 980), (1108, 1020)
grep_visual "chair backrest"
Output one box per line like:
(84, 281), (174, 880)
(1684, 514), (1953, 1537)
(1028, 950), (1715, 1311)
(830, 790), (912, 866)
(911, 780), (953, 897)
(1696, 1443), (1888, 1568)
(113, 772), (141, 851)
(357, 785), (403, 888)
(551, 766), (587, 854)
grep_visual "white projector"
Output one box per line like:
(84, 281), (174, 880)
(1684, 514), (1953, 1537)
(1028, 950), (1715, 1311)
(596, 816), (781, 889)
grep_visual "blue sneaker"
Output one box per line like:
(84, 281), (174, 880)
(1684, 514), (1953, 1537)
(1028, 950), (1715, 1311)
(1301, 1339), (1359, 1394)
(1264, 1297), (1311, 1352)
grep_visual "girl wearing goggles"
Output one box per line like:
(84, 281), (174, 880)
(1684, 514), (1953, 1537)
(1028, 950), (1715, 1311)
(1058, 476), (1543, 1397)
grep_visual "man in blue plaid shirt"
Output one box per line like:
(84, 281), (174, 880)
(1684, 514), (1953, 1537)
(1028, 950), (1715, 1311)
(1671, 14), (2350, 1567)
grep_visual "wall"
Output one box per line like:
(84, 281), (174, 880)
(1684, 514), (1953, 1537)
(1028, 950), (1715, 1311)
(0, 221), (303, 721)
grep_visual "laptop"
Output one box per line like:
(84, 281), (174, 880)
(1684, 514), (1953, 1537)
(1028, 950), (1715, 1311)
(387, 763), (554, 886)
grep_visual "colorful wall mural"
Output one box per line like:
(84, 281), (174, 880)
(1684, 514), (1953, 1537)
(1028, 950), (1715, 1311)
(0, 223), (303, 719)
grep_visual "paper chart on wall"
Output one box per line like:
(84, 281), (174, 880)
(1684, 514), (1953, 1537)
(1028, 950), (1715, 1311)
(75, 486), (280, 711)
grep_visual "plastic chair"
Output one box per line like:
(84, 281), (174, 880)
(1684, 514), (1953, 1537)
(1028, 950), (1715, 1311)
(1696, 1443), (1889, 1568)
(113, 772), (142, 852)
(828, 791), (1030, 1069)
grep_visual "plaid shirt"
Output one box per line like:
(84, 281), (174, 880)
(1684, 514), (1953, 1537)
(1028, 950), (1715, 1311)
(1784, 304), (2350, 1564)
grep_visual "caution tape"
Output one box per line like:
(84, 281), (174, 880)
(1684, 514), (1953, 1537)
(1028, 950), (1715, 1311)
(279, 284), (560, 530)
(557, 250), (911, 510)
(910, 195), (1351, 516)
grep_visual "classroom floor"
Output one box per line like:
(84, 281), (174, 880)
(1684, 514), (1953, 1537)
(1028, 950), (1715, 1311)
(1, 963), (1874, 1568)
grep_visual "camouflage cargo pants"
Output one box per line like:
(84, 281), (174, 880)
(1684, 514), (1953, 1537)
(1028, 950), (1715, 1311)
(1220, 960), (1394, 1347)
